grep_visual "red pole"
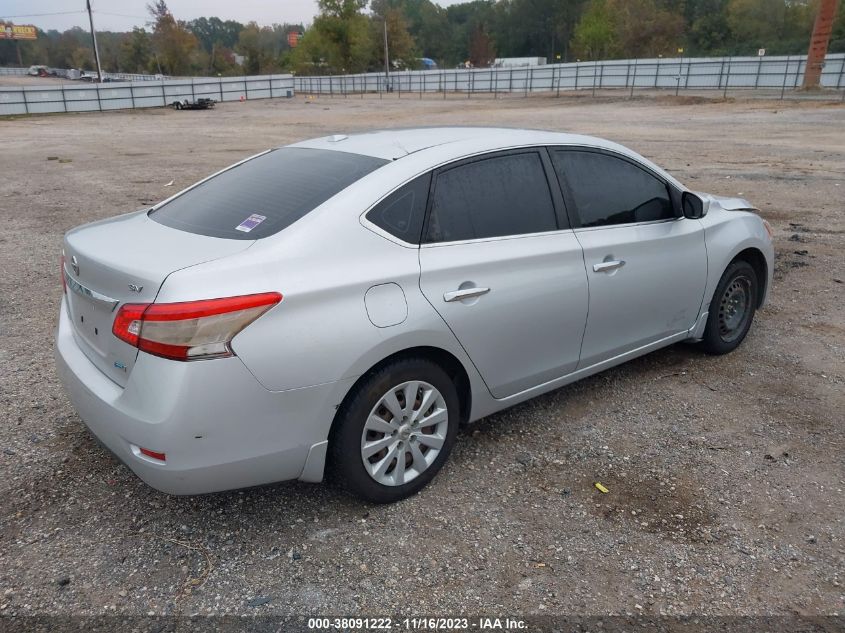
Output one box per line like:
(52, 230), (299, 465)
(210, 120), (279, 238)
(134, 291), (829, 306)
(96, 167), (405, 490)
(802, 0), (839, 89)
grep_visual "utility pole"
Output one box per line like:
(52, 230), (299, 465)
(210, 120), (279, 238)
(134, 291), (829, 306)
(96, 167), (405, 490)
(383, 18), (390, 90)
(86, 0), (104, 82)
(802, 0), (839, 89)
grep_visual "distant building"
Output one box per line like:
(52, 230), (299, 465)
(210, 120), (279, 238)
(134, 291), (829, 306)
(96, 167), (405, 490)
(492, 57), (547, 68)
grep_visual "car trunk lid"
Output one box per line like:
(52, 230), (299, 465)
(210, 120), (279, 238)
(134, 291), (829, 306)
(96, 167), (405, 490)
(62, 210), (252, 387)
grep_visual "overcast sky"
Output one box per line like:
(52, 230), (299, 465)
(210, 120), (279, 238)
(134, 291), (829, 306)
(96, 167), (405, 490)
(2, 0), (470, 32)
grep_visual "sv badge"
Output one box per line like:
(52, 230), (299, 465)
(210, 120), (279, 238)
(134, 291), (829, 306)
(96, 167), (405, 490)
(128, 284), (144, 293)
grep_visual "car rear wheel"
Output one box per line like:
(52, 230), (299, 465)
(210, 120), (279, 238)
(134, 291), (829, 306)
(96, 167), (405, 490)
(700, 260), (758, 355)
(329, 358), (459, 503)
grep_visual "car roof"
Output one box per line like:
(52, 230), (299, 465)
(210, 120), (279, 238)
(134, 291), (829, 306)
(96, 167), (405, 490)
(287, 127), (630, 161)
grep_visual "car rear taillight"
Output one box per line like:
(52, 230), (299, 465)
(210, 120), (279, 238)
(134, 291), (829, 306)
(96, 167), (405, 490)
(112, 292), (282, 361)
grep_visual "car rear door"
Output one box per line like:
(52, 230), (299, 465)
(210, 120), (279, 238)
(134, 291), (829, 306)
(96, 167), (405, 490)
(548, 147), (707, 368)
(418, 149), (589, 399)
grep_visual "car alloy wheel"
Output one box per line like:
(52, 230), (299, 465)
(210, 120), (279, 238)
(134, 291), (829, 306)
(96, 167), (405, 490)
(360, 380), (448, 487)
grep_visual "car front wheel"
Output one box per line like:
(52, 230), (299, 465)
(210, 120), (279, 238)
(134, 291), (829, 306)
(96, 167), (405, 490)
(700, 259), (759, 355)
(329, 358), (459, 503)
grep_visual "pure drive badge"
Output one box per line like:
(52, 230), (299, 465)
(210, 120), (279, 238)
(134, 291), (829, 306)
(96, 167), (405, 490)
(235, 214), (266, 233)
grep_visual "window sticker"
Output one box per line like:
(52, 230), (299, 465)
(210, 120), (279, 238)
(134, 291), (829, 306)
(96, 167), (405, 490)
(235, 213), (267, 233)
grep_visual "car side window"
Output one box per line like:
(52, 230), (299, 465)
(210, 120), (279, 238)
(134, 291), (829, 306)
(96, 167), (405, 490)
(366, 173), (431, 244)
(425, 152), (557, 243)
(551, 150), (675, 228)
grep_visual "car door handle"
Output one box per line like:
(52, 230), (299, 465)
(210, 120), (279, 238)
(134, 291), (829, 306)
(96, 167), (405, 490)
(593, 260), (626, 273)
(444, 287), (491, 302)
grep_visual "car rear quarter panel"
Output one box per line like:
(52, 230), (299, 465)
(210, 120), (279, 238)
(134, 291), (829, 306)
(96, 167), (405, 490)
(155, 170), (485, 402)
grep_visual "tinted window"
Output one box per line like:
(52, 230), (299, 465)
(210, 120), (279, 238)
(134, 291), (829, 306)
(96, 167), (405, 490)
(551, 150), (674, 228)
(366, 173), (431, 244)
(425, 152), (557, 243)
(150, 148), (388, 239)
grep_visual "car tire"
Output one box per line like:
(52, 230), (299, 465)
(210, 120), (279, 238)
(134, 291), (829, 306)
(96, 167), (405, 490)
(329, 357), (460, 503)
(700, 259), (758, 355)
(174, 102), (182, 110)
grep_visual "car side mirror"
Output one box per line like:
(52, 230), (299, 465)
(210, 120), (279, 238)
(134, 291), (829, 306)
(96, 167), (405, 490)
(682, 191), (707, 219)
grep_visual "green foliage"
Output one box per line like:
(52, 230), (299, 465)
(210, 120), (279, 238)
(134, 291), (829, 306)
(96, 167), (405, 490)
(291, 11), (371, 73)
(370, 8), (418, 69)
(120, 28), (152, 73)
(146, 1), (201, 75)
(187, 17), (244, 54)
(573, 0), (684, 59)
(571, 0), (614, 59)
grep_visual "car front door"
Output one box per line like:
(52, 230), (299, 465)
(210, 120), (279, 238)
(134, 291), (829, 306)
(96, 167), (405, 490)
(418, 150), (589, 399)
(549, 147), (707, 369)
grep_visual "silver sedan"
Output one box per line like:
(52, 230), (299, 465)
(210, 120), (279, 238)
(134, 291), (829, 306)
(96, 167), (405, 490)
(55, 128), (774, 503)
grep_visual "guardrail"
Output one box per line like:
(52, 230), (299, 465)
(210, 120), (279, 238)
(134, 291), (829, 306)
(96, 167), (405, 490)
(293, 53), (845, 100)
(0, 74), (295, 115)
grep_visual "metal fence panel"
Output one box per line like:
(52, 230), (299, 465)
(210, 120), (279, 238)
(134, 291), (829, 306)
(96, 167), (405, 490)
(0, 73), (294, 115)
(292, 53), (845, 97)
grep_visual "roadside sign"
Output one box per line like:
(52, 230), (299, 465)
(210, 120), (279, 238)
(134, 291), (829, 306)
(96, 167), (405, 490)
(1, 23), (37, 40)
(758, 48), (766, 56)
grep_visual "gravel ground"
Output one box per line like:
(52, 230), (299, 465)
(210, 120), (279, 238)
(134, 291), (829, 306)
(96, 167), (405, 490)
(0, 94), (843, 619)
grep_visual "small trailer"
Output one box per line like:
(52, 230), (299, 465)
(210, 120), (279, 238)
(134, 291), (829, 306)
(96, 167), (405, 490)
(171, 98), (216, 110)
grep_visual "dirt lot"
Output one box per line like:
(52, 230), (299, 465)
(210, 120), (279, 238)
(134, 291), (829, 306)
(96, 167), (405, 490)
(0, 94), (843, 620)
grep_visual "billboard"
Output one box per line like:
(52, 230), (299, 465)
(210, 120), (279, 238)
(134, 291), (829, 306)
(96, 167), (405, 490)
(1, 23), (38, 40)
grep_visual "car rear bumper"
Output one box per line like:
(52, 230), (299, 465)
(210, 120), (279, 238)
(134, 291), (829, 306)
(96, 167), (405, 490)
(55, 297), (352, 495)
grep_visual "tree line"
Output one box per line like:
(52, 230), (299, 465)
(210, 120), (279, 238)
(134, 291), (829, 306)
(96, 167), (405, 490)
(1, 0), (843, 76)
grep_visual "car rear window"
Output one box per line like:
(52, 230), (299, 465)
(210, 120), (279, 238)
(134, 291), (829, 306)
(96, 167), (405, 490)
(149, 147), (388, 240)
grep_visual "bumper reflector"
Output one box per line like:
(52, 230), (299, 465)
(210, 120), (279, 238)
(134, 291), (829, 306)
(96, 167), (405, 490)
(139, 447), (166, 462)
